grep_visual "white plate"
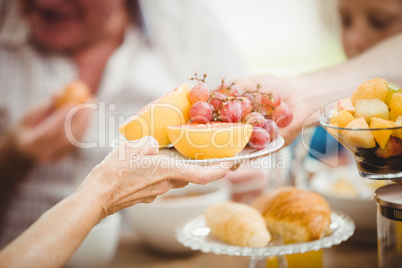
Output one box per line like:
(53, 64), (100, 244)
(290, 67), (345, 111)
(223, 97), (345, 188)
(114, 136), (284, 167)
(175, 212), (355, 257)
(159, 136), (284, 166)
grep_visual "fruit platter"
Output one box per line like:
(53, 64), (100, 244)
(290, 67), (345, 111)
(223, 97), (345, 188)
(320, 78), (402, 180)
(118, 74), (291, 163)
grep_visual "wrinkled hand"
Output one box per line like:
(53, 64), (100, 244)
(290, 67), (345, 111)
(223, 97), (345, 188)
(10, 98), (92, 163)
(236, 75), (310, 146)
(78, 136), (231, 218)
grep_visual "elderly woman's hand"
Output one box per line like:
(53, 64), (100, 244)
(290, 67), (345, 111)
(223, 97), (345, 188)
(7, 98), (92, 163)
(0, 136), (231, 268)
(77, 136), (232, 219)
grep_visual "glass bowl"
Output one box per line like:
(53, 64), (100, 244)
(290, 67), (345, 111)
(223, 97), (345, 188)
(319, 106), (402, 180)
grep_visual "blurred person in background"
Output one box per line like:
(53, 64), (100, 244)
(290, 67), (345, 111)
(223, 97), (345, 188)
(238, 0), (402, 148)
(0, 0), (243, 248)
(230, 0), (402, 195)
(0, 137), (231, 267)
(338, 0), (402, 58)
(307, 0), (402, 165)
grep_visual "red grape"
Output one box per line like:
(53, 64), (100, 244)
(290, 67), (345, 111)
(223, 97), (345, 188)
(186, 77), (290, 132)
(243, 112), (265, 128)
(253, 92), (263, 105)
(209, 92), (227, 110)
(263, 119), (278, 141)
(251, 102), (272, 116)
(271, 102), (293, 128)
(264, 106), (274, 116)
(241, 92), (254, 102)
(189, 82), (209, 104)
(189, 101), (213, 123)
(219, 100), (243, 123)
(248, 127), (270, 149)
(240, 97), (252, 118)
(215, 81), (239, 96)
(261, 91), (281, 108)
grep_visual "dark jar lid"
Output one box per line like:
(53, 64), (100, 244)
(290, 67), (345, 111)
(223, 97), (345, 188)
(375, 184), (402, 222)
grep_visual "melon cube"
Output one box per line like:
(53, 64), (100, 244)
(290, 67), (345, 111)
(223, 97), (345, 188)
(392, 116), (402, 139)
(389, 93), (402, 118)
(329, 110), (338, 123)
(335, 97), (355, 114)
(355, 98), (389, 124)
(390, 110), (398, 121)
(119, 84), (191, 148)
(330, 110), (355, 128)
(385, 83), (402, 105)
(370, 117), (393, 149)
(342, 118), (376, 149)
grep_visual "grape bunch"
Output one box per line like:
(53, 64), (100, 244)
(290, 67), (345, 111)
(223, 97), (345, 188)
(188, 74), (293, 149)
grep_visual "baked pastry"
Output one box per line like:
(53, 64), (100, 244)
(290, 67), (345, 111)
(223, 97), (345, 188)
(253, 187), (332, 243)
(205, 201), (271, 247)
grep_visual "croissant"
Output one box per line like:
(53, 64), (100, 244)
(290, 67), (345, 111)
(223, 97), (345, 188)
(205, 201), (271, 247)
(253, 187), (332, 243)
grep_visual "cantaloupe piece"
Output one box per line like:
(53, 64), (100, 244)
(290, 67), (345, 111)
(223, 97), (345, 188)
(342, 118), (376, 149)
(167, 123), (252, 159)
(119, 84), (191, 148)
(330, 110), (355, 128)
(370, 117), (394, 149)
(389, 93), (402, 119)
(351, 78), (388, 106)
(385, 82), (402, 105)
(392, 116), (402, 139)
(335, 97), (355, 115)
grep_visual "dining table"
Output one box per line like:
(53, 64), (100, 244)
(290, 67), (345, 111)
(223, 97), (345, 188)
(106, 229), (378, 268)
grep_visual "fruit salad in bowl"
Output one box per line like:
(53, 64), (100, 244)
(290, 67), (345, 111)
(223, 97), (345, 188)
(320, 78), (402, 180)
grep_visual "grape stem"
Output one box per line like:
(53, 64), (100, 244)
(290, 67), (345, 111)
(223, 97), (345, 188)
(220, 78), (236, 89)
(243, 83), (276, 110)
(189, 73), (207, 83)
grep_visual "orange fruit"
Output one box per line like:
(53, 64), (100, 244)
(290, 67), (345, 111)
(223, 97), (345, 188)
(335, 97), (355, 115)
(351, 78), (388, 106)
(370, 117), (394, 149)
(389, 93), (402, 118)
(167, 122), (252, 159)
(330, 110), (355, 128)
(342, 118), (376, 149)
(55, 80), (91, 109)
(119, 84), (191, 148)
(392, 116), (402, 139)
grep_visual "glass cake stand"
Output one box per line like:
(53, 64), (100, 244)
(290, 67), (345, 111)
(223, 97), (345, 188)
(176, 212), (355, 268)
